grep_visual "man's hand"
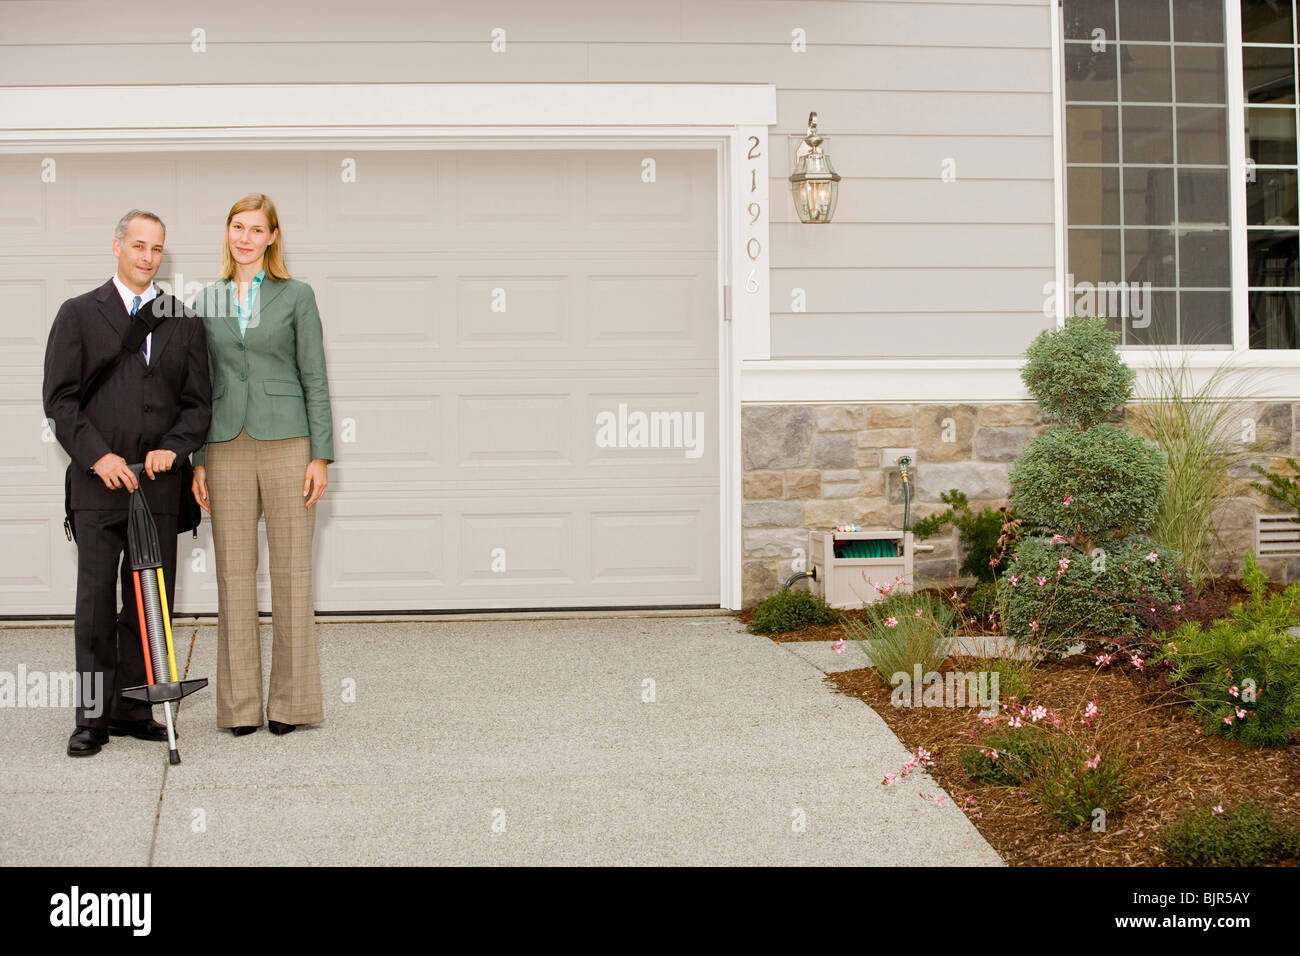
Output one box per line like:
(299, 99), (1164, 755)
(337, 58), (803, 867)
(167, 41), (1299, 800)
(92, 452), (137, 491)
(303, 459), (328, 508)
(144, 449), (177, 480)
(192, 465), (210, 514)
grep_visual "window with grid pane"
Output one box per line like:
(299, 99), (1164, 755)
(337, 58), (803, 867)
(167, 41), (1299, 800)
(1063, 0), (1231, 346)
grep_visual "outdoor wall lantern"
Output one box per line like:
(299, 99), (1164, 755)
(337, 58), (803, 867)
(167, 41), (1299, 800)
(789, 111), (841, 224)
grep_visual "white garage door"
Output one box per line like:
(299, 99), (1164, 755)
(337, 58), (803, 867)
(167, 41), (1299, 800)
(1, 147), (720, 614)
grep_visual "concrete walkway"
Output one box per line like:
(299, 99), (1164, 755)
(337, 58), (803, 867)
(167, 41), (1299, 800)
(0, 617), (1001, 866)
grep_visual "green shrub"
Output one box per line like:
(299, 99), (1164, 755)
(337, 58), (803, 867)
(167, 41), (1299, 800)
(1008, 425), (1167, 544)
(1157, 554), (1300, 746)
(961, 724), (1129, 831)
(1029, 737), (1130, 832)
(1020, 316), (1136, 429)
(1001, 535), (1183, 650)
(959, 726), (1053, 786)
(846, 590), (954, 683)
(911, 490), (1017, 582)
(1160, 803), (1300, 866)
(748, 588), (841, 634)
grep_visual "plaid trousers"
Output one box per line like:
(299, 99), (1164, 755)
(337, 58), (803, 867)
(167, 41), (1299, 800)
(206, 429), (324, 727)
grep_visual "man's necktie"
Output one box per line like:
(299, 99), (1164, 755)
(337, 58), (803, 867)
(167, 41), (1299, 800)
(131, 295), (147, 364)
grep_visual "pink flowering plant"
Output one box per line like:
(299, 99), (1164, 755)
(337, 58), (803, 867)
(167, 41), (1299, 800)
(845, 585), (956, 684)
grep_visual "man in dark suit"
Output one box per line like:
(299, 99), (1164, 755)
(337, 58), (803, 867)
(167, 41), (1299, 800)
(42, 210), (212, 756)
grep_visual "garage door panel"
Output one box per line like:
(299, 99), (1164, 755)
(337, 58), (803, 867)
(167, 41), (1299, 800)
(458, 512), (577, 587)
(60, 155), (181, 236)
(0, 515), (60, 598)
(590, 507), (710, 585)
(455, 274), (570, 346)
(323, 153), (440, 225)
(324, 273), (442, 354)
(190, 153), (314, 231)
(1, 280), (49, 377)
(0, 156), (48, 234)
(455, 152), (575, 224)
(457, 394), (573, 466)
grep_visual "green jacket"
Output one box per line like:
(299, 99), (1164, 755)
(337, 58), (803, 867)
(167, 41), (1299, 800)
(190, 277), (334, 466)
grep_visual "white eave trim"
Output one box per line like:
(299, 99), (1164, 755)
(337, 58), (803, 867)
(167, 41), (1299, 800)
(742, 353), (1300, 404)
(0, 83), (778, 148)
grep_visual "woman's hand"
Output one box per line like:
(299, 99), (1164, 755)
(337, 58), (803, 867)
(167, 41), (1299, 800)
(303, 459), (328, 508)
(192, 465), (210, 513)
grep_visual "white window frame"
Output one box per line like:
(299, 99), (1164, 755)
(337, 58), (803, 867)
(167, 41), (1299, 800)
(0, 82), (777, 610)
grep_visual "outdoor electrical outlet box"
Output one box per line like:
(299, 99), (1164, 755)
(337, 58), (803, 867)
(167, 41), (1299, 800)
(809, 530), (915, 609)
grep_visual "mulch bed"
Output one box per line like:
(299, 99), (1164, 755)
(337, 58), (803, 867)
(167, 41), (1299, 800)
(829, 659), (1300, 866)
(742, 575), (1300, 865)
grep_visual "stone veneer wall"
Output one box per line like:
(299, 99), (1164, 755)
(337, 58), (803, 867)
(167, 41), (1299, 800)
(740, 401), (1300, 608)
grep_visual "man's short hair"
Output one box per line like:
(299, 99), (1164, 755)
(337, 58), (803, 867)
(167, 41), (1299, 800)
(114, 210), (165, 240)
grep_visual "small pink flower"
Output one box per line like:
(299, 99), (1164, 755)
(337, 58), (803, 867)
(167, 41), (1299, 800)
(1083, 753), (1101, 771)
(1050, 534), (1067, 545)
(949, 591), (959, 600)
(1062, 495), (1074, 507)
(1167, 644), (1177, 654)
(989, 557), (1000, 567)
(932, 794), (944, 805)
(1030, 705), (1048, 723)
(989, 749), (1000, 761)
(1212, 805), (1224, 815)
(1009, 574), (1019, 586)
(1235, 707), (1248, 720)
(1035, 576), (1047, 586)
(1029, 620), (1040, 632)
(882, 772), (899, 785)
(1007, 716), (1022, 728)
(1222, 715), (1234, 725)
(1145, 551), (1159, 562)
(1057, 557), (1070, 576)
(831, 638), (846, 654)
(1094, 653), (1114, 667)
(1083, 700), (1099, 724)
(914, 609), (924, 618)
(1228, 685), (1239, 698)
(1131, 655), (1145, 672)
(884, 617), (898, 628)
(1172, 603), (1182, 612)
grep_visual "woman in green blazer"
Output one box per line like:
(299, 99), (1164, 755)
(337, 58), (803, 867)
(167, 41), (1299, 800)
(190, 193), (334, 737)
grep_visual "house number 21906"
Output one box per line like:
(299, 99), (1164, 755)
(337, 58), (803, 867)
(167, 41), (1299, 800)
(745, 135), (763, 294)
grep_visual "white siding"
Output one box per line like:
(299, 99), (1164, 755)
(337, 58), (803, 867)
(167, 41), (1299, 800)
(0, 0), (1057, 360)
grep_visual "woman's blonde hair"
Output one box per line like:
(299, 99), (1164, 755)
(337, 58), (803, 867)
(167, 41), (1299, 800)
(219, 193), (291, 280)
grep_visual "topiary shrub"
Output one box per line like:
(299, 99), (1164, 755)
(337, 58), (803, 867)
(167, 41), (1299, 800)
(748, 587), (841, 634)
(1000, 535), (1183, 650)
(1008, 425), (1166, 545)
(1160, 803), (1300, 866)
(1020, 315), (1136, 429)
(1003, 317), (1177, 644)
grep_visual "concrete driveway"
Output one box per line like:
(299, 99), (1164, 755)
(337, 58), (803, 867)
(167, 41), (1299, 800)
(0, 615), (1001, 866)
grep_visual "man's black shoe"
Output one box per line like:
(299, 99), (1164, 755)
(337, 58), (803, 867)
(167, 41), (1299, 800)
(267, 720), (296, 735)
(108, 718), (171, 742)
(67, 727), (109, 757)
(231, 725), (259, 736)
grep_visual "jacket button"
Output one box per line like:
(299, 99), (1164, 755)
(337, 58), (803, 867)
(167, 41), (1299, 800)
(143, 404), (151, 412)
(239, 372), (247, 381)
(237, 343), (245, 351)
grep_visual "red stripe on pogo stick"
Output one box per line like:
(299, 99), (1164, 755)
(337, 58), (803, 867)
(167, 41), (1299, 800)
(132, 570), (155, 685)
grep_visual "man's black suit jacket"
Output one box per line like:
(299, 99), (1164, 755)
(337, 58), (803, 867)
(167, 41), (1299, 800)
(43, 279), (212, 514)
